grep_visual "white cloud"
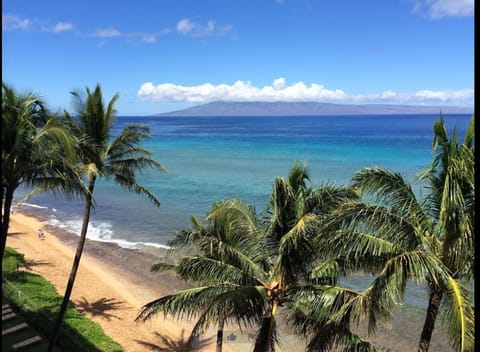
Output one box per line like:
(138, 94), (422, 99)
(140, 33), (157, 43)
(429, 0), (473, 18)
(2, 14), (73, 33)
(52, 21), (73, 33)
(89, 28), (167, 44)
(2, 13), (225, 43)
(176, 18), (233, 37)
(273, 77), (286, 90)
(411, 0), (474, 19)
(176, 19), (194, 35)
(91, 27), (122, 38)
(2, 14), (30, 31)
(137, 78), (474, 106)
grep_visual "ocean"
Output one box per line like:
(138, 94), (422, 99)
(13, 113), (471, 309)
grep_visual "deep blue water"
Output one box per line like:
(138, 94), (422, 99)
(15, 114), (471, 251)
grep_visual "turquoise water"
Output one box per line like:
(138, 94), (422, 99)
(15, 113), (471, 252)
(13, 113), (472, 310)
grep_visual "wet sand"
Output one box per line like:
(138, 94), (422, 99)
(4, 211), (452, 352)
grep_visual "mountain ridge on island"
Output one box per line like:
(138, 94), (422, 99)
(157, 101), (473, 117)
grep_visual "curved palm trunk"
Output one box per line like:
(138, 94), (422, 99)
(47, 177), (96, 352)
(418, 288), (443, 352)
(216, 316), (225, 352)
(1, 187), (15, 259)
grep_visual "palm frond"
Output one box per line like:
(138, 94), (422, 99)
(462, 115), (474, 147)
(441, 277), (475, 352)
(150, 262), (177, 272)
(287, 160), (310, 195)
(265, 177), (298, 243)
(288, 285), (375, 352)
(365, 250), (449, 332)
(167, 219), (205, 249)
(136, 285), (233, 322)
(189, 285), (266, 339)
(276, 213), (320, 278)
(324, 201), (425, 251)
(192, 235), (266, 279)
(175, 255), (264, 287)
(111, 172), (161, 207)
(206, 199), (259, 248)
(310, 259), (341, 283)
(352, 167), (421, 216)
(35, 117), (77, 160)
(304, 183), (358, 215)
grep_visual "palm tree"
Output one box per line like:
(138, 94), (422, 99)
(416, 115), (474, 351)
(138, 199), (265, 352)
(137, 161), (362, 352)
(322, 116), (475, 351)
(47, 84), (167, 351)
(2, 82), (78, 259)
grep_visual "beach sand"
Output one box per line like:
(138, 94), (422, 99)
(4, 212), (452, 352)
(6, 212), (242, 352)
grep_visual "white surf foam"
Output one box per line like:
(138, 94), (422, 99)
(46, 217), (170, 250)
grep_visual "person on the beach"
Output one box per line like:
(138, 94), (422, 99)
(37, 229), (45, 239)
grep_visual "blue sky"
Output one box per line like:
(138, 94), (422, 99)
(2, 0), (474, 115)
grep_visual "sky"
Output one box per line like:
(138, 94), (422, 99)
(2, 0), (475, 116)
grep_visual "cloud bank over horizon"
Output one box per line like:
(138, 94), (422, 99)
(137, 78), (474, 107)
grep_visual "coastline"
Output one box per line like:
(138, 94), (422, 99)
(5, 211), (239, 352)
(4, 211), (452, 352)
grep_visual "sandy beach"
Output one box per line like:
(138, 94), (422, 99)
(4, 211), (452, 352)
(5, 212), (246, 352)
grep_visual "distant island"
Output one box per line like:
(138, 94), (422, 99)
(157, 101), (473, 117)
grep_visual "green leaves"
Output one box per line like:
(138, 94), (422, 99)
(139, 161), (361, 351)
(138, 114), (474, 352)
(442, 277), (475, 351)
(2, 82), (85, 246)
(333, 115), (475, 351)
(67, 84), (166, 207)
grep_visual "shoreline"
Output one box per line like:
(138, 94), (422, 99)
(4, 210), (452, 351)
(5, 211), (239, 352)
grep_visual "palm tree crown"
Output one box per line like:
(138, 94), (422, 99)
(137, 161), (364, 352)
(322, 115), (475, 351)
(65, 84), (167, 203)
(2, 82), (78, 259)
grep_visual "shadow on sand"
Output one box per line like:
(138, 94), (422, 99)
(74, 296), (127, 320)
(135, 328), (214, 351)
